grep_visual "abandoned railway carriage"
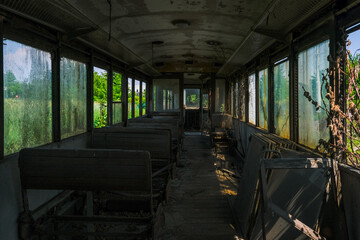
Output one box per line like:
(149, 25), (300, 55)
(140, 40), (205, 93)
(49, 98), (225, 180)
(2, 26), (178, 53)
(1, 0), (360, 239)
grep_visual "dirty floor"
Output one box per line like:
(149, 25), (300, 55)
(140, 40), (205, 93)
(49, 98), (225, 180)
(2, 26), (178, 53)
(157, 132), (241, 240)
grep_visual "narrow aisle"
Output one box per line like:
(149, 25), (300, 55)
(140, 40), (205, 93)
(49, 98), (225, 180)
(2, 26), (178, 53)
(157, 132), (240, 240)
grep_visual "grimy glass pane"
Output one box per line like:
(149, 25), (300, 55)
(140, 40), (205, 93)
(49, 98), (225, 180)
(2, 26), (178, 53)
(4, 39), (52, 155)
(230, 82), (234, 115)
(274, 60), (290, 139)
(112, 72), (122, 124)
(60, 58), (86, 139)
(184, 89), (200, 109)
(153, 79), (179, 111)
(128, 78), (133, 119)
(215, 79), (225, 112)
(142, 82), (146, 115)
(93, 67), (107, 128)
(239, 77), (246, 121)
(134, 80), (140, 117)
(202, 93), (209, 109)
(259, 68), (268, 129)
(248, 73), (256, 124)
(298, 40), (330, 148)
(235, 81), (239, 118)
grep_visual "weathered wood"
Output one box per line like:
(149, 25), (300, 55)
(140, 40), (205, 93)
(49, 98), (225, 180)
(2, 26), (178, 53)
(19, 148), (152, 193)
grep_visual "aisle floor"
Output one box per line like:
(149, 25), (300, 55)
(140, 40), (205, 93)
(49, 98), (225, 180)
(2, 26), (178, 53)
(157, 132), (241, 240)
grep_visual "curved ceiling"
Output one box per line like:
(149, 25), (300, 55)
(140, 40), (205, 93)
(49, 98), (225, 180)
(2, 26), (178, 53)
(0, 0), (333, 76)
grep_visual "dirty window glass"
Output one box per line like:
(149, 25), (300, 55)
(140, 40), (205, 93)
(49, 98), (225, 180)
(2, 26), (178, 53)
(235, 81), (239, 118)
(239, 77), (246, 121)
(60, 58), (86, 139)
(142, 82), (146, 115)
(153, 79), (179, 111)
(215, 79), (225, 112)
(112, 72), (122, 124)
(248, 73), (256, 124)
(134, 80), (140, 117)
(259, 68), (268, 129)
(4, 39), (52, 155)
(274, 60), (290, 139)
(298, 40), (330, 148)
(128, 78), (133, 119)
(231, 83), (234, 115)
(93, 67), (107, 128)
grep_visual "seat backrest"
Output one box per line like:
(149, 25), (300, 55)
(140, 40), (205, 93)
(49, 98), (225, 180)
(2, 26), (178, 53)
(19, 148), (152, 193)
(92, 127), (171, 160)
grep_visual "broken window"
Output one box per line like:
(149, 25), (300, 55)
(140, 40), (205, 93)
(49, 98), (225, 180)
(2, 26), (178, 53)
(142, 82), (146, 115)
(215, 79), (225, 112)
(259, 68), (268, 129)
(184, 89), (200, 109)
(153, 79), (179, 111)
(202, 93), (209, 109)
(4, 39), (52, 155)
(248, 73), (256, 124)
(60, 57), (87, 139)
(134, 80), (140, 118)
(112, 72), (122, 124)
(93, 67), (107, 128)
(298, 40), (330, 148)
(128, 78), (133, 119)
(274, 60), (290, 139)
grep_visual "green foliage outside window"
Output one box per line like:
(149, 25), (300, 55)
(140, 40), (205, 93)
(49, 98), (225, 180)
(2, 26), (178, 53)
(93, 69), (107, 128)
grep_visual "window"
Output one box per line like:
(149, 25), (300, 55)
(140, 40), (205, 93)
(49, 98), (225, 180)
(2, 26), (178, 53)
(93, 67), (107, 128)
(248, 73), (256, 124)
(142, 82), (146, 116)
(274, 60), (290, 139)
(184, 89), (200, 109)
(60, 58), (86, 139)
(298, 40), (330, 148)
(4, 39), (52, 155)
(258, 68), (268, 129)
(128, 78), (133, 119)
(153, 79), (179, 111)
(112, 72), (122, 124)
(134, 80), (140, 118)
(202, 93), (209, 109)
(239, 77), (246, 121)
(235, 81), (239, 118)
(230, 82), (234, 115)
(215, 79), (225, 112)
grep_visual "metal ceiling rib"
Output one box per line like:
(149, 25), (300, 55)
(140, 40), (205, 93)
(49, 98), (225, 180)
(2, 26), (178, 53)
(0, 0), (91, 32)
(217, 0), (334, 76)
(0, 0), (160, 76)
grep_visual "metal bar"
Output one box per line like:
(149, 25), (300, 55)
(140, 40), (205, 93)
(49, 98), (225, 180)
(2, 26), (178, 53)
(52, 33), (61, 142)
(31, 190), (74, 221)
(51, 215), (151, 223)
(152, 165), (169, 178)
(132, 77), (135, 118)
(122, 73), (128, 123)
(262, 158), (332, 169)
(139, 80), (143, 117)
(107, 65), (113, 125)
(0, 16), (4, 159)
(268, 202), (326, 240)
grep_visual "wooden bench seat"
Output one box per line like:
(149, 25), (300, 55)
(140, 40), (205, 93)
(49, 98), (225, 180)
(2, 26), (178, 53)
(18, 148), (154, 239)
